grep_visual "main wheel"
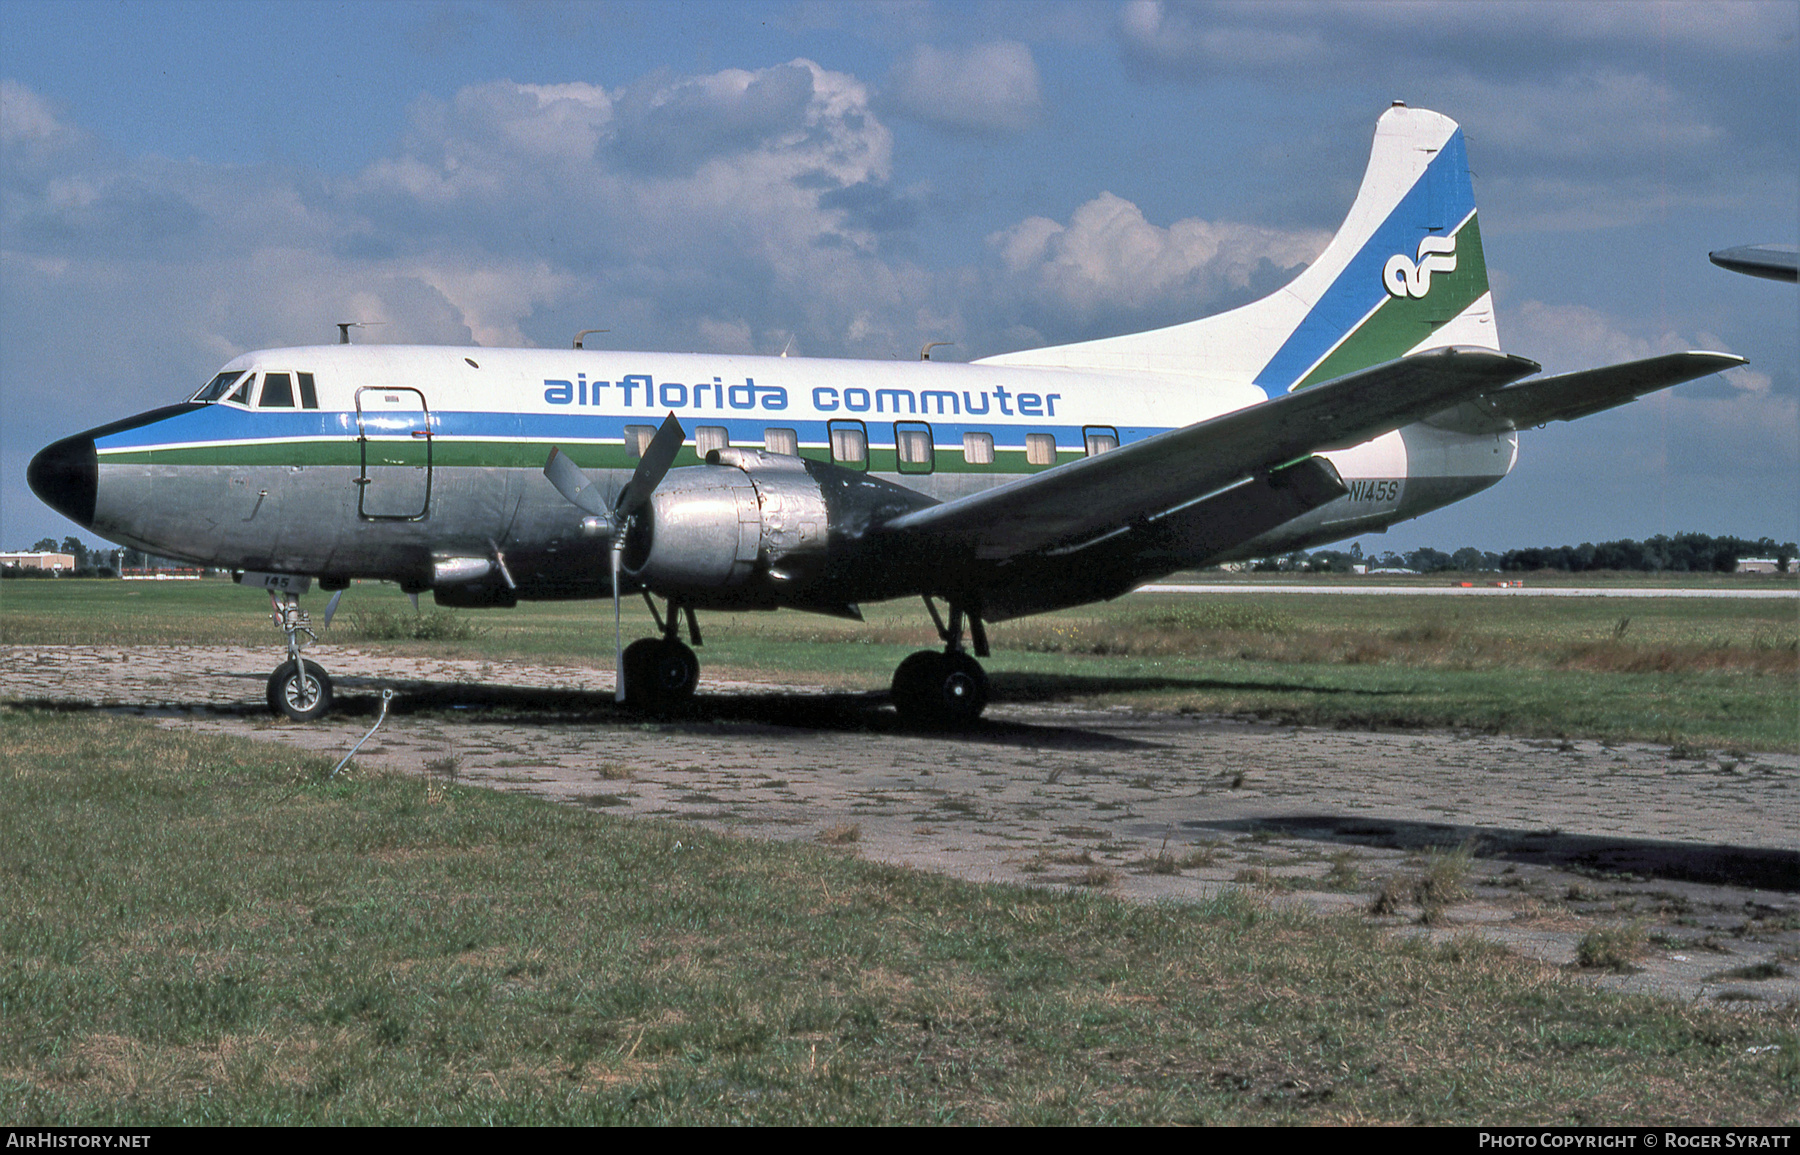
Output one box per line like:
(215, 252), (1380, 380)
(621, 637), (700, 709)
(267, 659), (333, 721)
(891, 650), (988, 727)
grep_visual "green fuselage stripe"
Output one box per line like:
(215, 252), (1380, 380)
(97, 440), (1081, 475)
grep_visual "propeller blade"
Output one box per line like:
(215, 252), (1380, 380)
(322, 588), (345, 629)
(613, 535), (626, 703)
(615, 412), (686, 519)
(543, 447), (611, 517)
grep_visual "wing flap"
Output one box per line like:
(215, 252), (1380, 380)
(882, 346), (1538, 560)
(1426, 351), (1746, 433)
(977, 456), (1349, 620)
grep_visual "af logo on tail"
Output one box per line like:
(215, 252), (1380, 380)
(1384, 235), (1458, 299)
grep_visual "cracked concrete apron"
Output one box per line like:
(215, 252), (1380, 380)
(5, 643), (1797, 1008)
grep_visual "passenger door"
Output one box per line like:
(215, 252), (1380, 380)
(355, 387), (433, 519)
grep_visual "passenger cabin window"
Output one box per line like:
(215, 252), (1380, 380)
(962, 432), (994, 465)
(763, 428), (798, 456)
(623, 425), (656, 458)
(828, 420), (867, 470)
(194, 370), (245, 402)
(1084, 427), (1119, 456)
(260, 372), (295, 407)
(1026, 433), (1058, 466)
(895, 422), (933, 474)
(694, 426), (729, 459)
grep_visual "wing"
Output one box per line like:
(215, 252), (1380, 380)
(1425, 351), (1746, 433)
(880, 346), (1540, 561)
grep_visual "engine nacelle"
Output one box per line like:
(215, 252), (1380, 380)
(621, 450), (829, 594)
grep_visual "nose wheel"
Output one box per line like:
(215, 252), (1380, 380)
(268, 658), (334, 721)
(264, 589), (335, 721)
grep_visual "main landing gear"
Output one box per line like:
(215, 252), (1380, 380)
(267, 591), (333, 721)
(891, 597), (989, 728)
(619, 593), (701, 711)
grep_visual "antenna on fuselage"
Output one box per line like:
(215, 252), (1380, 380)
(335, 321), (386, 345)
(573, 329), (611, 349)
(920, 341), (955, 361)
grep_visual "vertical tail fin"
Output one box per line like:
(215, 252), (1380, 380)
(978, 104), (1499, 394)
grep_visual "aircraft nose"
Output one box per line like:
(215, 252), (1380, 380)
(27, 432), (97, 527)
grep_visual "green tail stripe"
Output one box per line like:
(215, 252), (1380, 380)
(1295, 214), (1491, 390)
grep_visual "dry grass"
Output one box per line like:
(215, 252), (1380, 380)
(993, 613), (1798, 676)
(5, 707), (1797, 1125)
(817, 823), (861, 846)
(1576, 922), (1649, 971)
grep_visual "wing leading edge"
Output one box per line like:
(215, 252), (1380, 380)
(1425, 351), (1747, 433)
(880, 346), (1540, 562)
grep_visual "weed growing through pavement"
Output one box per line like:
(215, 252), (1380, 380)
(1576, 922), (1649, 971)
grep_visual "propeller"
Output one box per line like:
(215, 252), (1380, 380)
(543, 412), (686, 702)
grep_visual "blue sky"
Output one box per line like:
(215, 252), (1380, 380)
(3, 0), (1795, 557)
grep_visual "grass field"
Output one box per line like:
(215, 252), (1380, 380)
(2, 708), (1794, 1125)
(4, 576), (1795, 750)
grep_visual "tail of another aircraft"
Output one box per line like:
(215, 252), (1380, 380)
(978, 103), (1499, 395)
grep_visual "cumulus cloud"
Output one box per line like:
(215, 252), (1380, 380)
(0, 59), (953, 422)
(1501, 297), (1796, 491)
(1119, 1), (1327, 72)
(1115, 2), (1795, 233)
(987, 191), (1328, 334)
(1119, 0), (1797, 77)
(884, 41), (1044, 134)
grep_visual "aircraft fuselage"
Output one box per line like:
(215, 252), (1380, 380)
(30, 342), (1514, 611)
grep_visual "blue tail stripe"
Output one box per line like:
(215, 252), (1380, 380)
(1251, 130), (1474, 393)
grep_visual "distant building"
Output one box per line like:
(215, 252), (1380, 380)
(1735, 558), (1784, 574)
(1, 551), (76, 572)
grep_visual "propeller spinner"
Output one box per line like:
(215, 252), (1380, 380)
(543, 412), (686, 701)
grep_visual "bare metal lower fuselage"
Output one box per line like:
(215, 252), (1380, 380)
(85, 418), (1512, 613)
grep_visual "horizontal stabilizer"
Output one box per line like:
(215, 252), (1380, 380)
(1710, 244), (1798, 283)
(882, 346), (1538, 561)
(1426, 351), (1746, 433)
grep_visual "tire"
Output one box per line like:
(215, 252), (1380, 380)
(267, 659), (333, 721)
(890, 650), (944, 720)
(621, 638), (699, 709)
(891, 650), (987, 727)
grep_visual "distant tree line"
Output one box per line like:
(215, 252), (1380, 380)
(1, 536), (119, 578)
(1257, 534), (1795, 575)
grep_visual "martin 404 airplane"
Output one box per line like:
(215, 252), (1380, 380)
(28, 104), (1744, 725)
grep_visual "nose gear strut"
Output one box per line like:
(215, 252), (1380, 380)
(266, 590), (334, 721)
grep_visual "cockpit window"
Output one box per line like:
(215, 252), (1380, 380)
(227, 373), (255, 405)
(260, 372), (295, 407)
(194, 370), (245, 402)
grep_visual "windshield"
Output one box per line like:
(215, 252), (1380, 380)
(193, 370), (246, 402)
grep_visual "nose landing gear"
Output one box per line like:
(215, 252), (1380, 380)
(891, 596), (989, 727)
(266, 591), (334, 721)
